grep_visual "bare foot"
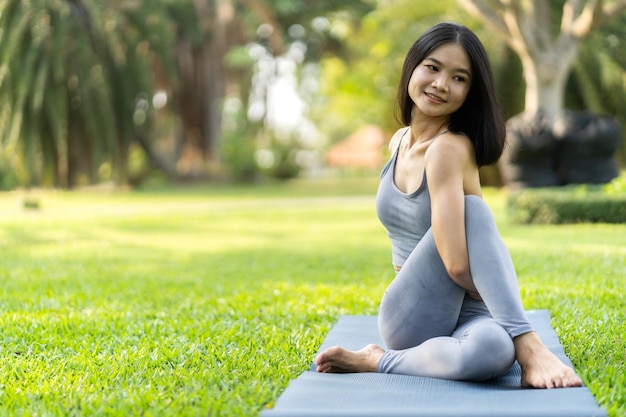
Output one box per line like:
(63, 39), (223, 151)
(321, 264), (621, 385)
(315, 344), (385, 373)
(514, 331), (583, 388)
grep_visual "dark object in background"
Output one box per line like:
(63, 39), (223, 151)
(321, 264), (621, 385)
(499, 111), (621, 189)
(553, 110), (621, 185)
(499, 112), (560, 188)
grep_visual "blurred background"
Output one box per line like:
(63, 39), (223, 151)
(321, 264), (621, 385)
(1, 0), (625, 191)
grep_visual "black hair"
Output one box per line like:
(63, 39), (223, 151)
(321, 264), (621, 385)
(395, 22), (506, 166)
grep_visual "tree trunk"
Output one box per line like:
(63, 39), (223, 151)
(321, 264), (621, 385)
(173, 0), (230, 179)
(459, 0), (626, 120)
(204, 0), (226, 163)
(516, 39), (578, 121)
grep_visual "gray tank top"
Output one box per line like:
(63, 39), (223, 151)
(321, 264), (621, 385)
(375, 128), (448, 267)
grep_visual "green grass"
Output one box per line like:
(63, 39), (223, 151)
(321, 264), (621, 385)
(0, 180), (624, 416)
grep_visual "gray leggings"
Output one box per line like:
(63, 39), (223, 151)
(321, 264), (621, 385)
(377, 195), (533, 381)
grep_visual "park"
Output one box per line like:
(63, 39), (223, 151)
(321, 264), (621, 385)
(1, 1), (625, 416)
(0, 181), (624, 415)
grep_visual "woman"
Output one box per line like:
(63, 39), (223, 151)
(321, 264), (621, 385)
(315, 22), (582, 389)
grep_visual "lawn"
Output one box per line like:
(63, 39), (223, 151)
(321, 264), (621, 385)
(0, 179), (624, 416)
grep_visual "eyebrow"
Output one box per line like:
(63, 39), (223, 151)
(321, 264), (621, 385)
(425, 57), (471, 78)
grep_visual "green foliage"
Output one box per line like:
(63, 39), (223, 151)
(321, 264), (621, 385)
(259, 136), (302, 180)
(491, 45), (525, 119)
(0, 183), (624, 416)
(0, 0), (175, 188)
(220, 0), (378, 183)
(2, 0), (625, 191)
(249, 0), (376, 60)
(507, 175), (626, 224)
(569, 13), (626, 163)
(0, 151), (19, 190)
(603, 171), (626, 195)
(220, 112), (260, 182)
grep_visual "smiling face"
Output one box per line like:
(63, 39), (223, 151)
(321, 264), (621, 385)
(408, 42), (472, 120)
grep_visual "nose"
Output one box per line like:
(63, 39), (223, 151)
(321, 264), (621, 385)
(432, 75), (449, 91)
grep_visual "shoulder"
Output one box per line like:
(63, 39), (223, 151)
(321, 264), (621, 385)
(388, 127), (409, 153)
(425, 132), (477, 182)
(426, 132), (475, 167)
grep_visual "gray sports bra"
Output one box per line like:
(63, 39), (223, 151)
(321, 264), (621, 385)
(375, 128), (448, 267)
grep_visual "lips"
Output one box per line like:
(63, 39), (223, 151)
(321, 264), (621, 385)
(425, 92), (447, 103)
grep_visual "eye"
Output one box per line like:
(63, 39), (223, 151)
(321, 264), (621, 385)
(425, 64), (438, 72)
(453, 75), (467, 82)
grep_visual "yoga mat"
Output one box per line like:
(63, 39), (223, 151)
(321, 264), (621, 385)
(262, 310), (606, 417)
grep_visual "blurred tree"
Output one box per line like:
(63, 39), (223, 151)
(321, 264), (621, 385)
(0, 0), (174, 188)
(0, 0), (377, 186)
(461, 0), (626, 186)
(159, 0), (234, 180)
(459, 0), (626, 121)
(215, 0), (377, 180)
(2, 1), (624, 188)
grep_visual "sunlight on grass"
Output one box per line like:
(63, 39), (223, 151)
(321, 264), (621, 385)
(0, 181), (624, 416)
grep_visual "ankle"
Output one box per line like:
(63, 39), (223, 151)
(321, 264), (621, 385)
(513, 331), (544, 361)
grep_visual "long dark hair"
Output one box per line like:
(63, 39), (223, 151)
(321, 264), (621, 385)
(395, 22), (506, 166)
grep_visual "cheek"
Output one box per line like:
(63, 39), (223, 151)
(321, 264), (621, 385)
(407, 70), (426, 95)
(454, 84), (471, 103)
(406, 78), (419, 100)
(407, 73), (417, 89)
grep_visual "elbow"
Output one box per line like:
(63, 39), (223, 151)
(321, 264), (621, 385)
(444, 259), (471, 285)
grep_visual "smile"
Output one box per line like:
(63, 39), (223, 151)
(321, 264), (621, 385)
(425, 92), (447, 103)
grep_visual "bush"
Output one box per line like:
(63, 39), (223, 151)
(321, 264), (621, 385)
(220, 102), (263, 182)
(508, 175), (626, 224)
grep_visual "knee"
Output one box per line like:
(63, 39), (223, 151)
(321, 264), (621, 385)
(464, 195), (497, 233)
(464, 195), (489, 217)
(454, 320), (515, 381)
(469, 322), (516, 379)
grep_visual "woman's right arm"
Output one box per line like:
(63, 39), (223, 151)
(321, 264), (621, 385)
(426, 134), (481, 299)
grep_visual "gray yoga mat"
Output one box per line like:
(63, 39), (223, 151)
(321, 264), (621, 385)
(262, 310), (606, 417)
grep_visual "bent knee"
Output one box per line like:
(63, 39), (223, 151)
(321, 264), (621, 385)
(460, 321), (516, 380)
(464, 195), (497, 233)
(464, 195), (490, 217)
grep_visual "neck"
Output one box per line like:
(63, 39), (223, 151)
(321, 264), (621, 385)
(408, 117), (449, 145)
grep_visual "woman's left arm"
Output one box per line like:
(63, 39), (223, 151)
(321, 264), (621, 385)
(426, 135), (480, 298)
